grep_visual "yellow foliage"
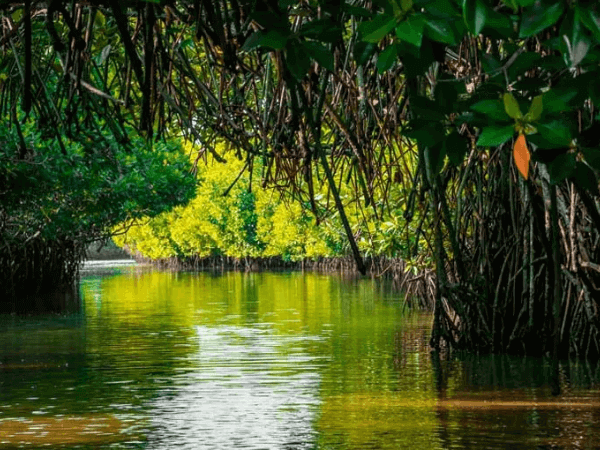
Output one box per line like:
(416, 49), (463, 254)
(113, 140), (431, 267)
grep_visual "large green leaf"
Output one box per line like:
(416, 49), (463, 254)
(410, 96), (447, 121)
(426, 142), (447, 175)
(286, 41), (311, 80)
(515, 0), (536, 6)
(507, 51), (543, 80)
(476, 124), (514, 146)
(424, 17), (459, 45)
(519, 2), (565, 38)
(578, 6), (600, 42)
(481, 53), (502, 74)
(302, 41), (335, 72)
(243, 30), (288, 51)
(396, 43), (434, 78)
(572, 162), (600, 196)
(250, 11), (288, 31)
(471, 100), (511, 121)
(359, 14), (398, 43)
(406, 121), (445, 148)
(444, 131), (470, 166)
(353, 41), (377, 65)
(482, 8), (514, 38)
(426, 0), (461, 19)
(547, 152), (576, 185)
(537, 122), (573, 147)
(524, 95), (543, 122)
(463, 0), (488, 35)
(241, 31), (263, 52)
(299, 19), (342, 43)
(377, 44), (398, 73)
(582, 148), (600, 173)
(503, 93), (523, 119)
(434, 81), (460, 113)
(542, 88), (578, 114)
(395, 13), (426, 48)
(341, 4), (372, 18)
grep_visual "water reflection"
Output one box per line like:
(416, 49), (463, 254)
(0, 267), (600, 449)
(147, 326), (322, 449)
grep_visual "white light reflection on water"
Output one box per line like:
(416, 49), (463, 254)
(147, 325), (324, 450)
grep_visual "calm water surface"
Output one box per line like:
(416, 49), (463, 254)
(1, 264), (600, 449)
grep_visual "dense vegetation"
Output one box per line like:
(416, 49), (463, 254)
(114, 142), (429, 268)
(0, 119), (195, 297)
(3, 0), (600, 357)
(0, 9), (196, 297)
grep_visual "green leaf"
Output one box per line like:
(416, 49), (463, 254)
(250, 12), (287, 31)
(503, 0), (518, 11)
(426, 142), (447, 175)
(476, 124), (515, 146)
(542, 88), (578, 114)
(483, 8), (514, 38)
(578, 6), (600, 42)
(377, 44), (398, 73)
(425, 0), (461, 19)
(353, 41), (376, 65)
(359, 15), (398, 43)
(434, 81), (459, 113)
(243, 30), (288, 51)
(11, 9), (22, 23)
(279, 0), (296, 8)
(524, 95), (543, 122)
(405, 121), (445, 148)
(507, 51), (543, 80)
(286, 41), (311, 80)
(341, 4), (372, 18)
(519, 2), (565, 38)
(582, 148), (600, 173)
(424, 18), (458, 45)
(302, 41), (335, 72)
(547, 152), (576, 185)
(471, 99), (511, 121)
(241, 31), (263, 52)
(463, 0), (488, 35)
(299, 19), (342, 43)
(481, 53), (502, 74)
(411, 97), (447, 121)
(572, 162), (600, 196)
(395, 13), (426, 48)
(444, 131), (470, 166)
(503, 93), (522, 119)
(96, 44), (112, 65)
(400, 0), (413, 13)
(537, 122), (572, 147)
(261, 30), (289, 50)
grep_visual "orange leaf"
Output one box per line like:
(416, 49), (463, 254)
(513, 134), (530, 179)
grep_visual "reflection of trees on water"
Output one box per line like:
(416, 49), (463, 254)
(431, 352), (600, 449)
(7, 268), (599, 449)
(0, 283), (81, 314)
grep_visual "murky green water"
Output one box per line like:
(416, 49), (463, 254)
(2, 264), (600, 449)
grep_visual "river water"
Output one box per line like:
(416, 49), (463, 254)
(1, 263), (600, 449)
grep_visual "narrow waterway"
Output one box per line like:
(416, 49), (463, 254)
(1, 263), (600, 449)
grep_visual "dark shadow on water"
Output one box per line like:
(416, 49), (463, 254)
(0, 282), (81, 315)
(430, 352), (600, 450)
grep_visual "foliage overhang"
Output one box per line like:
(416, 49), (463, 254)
(3, 0), (600, 356)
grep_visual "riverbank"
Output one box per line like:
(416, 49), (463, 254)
(126, 252), (436, 309)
